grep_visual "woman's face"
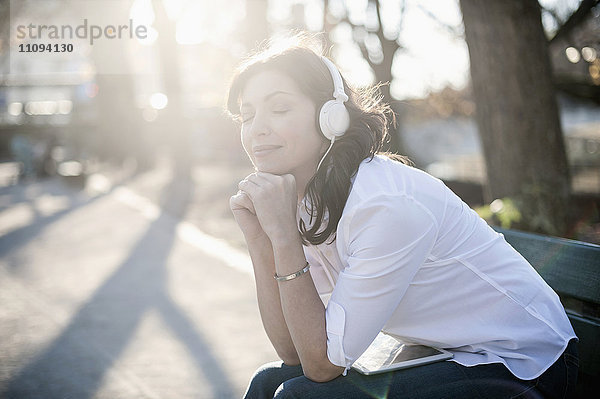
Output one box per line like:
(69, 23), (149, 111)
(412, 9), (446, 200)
(239, 69), (328, 184)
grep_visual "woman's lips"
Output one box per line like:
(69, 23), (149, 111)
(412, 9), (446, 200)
(253, 145), (282, 157)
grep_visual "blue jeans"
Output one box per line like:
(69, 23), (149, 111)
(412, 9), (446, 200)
(244, 339), (578, 399)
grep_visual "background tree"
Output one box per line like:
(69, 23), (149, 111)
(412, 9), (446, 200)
(460, 0), (571, 236)
(239, 0), (269, 53)
(325, 0), (406, 154)
(152, 0), (191, 176)
(89, 0), (145, 169)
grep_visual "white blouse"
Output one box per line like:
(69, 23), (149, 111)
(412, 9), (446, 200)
(298, 154), (577, 380)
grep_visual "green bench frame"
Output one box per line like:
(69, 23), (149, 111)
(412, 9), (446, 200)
(493, 226), (600, 398)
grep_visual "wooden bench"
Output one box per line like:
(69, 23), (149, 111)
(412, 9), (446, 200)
(492, 226), (600, 398)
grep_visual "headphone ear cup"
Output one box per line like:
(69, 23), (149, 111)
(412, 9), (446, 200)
(319, 100), (350, 141)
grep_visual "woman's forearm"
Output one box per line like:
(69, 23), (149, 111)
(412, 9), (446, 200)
(246, 234), (300, 365)
(271, 232), (345, 382)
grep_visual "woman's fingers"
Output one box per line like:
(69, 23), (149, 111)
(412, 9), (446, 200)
(239, 172), (272, 185)
(233, 172), (298, 241)
(230, 190), (256, 215)
(237, 178), (257, 190)
(237, 173), (297, 211)
(238, 173), (273, 198)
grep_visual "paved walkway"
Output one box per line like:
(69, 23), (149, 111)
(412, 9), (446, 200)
(0, 160), (276, 398)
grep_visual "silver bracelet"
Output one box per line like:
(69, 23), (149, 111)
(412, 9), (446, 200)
(274, 262), (310, 282)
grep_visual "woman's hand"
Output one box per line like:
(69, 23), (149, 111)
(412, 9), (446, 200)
(230, 188), (268, 243)
(236, 172), (299, 246)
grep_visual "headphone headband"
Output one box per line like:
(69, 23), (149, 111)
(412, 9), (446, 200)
(320, 56), (349, 102)
(316, 54), (350, 172)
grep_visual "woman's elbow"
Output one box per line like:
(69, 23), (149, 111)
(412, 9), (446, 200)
(303, 361), (345, 383)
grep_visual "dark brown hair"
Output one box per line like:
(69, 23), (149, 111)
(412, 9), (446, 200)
(226, 33), (413, 245)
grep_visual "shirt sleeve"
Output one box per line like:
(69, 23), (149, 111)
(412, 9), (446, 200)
(325, 194), (439, 374)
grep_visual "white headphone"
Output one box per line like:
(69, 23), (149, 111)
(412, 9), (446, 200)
(316, 56), (350, 172)
(319, 56), (350, 141)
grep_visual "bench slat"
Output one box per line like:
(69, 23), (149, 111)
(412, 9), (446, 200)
(489, 226), (600, 395)
(492, 227), (600, 305)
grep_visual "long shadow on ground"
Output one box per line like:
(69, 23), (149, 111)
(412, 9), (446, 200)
(2, 169), (235, 398)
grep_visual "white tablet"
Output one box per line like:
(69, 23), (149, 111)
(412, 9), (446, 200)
(351, 333), (453, 375)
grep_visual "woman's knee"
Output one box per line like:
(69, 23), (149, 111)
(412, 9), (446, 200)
(244, 361), (303, 399)
(273, 377), (316, 399)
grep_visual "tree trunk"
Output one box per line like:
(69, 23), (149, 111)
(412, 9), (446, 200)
(89, 1), (142, 167)
(153, 0), (192, 177)
(240, 0), (269, 52)
(460, 0), (571, 236)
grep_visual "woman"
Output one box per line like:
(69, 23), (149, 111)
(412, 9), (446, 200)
(227, 34), (578, 399)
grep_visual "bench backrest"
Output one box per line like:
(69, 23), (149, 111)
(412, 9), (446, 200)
(493, 227), (600, 305)
(492, 226), (600, 397)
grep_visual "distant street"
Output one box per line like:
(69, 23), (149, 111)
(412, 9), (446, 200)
(0, 160), (276, 399)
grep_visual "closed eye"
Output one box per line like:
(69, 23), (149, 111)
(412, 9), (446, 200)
(241, 114), (254, 124)
(271, 101), (292, 115)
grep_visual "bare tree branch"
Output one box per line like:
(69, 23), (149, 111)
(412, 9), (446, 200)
(373, 0), (386, 49)
(549, 0), (599, 44)
(338, 13), (373, 69)
(417, 4), (463, 37)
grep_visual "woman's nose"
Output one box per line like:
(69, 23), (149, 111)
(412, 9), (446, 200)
(248, 114), (270, 137)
